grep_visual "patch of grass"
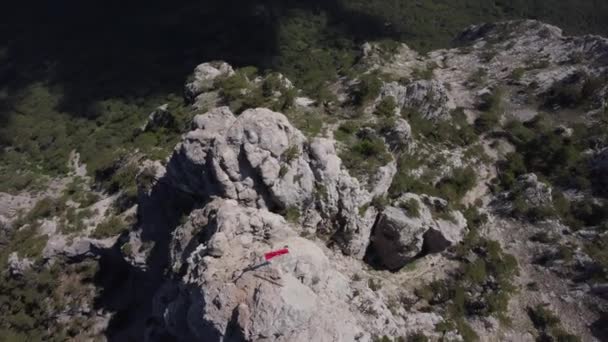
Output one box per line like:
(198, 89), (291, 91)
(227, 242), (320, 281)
(334, 120), (361, 142)
(528, 305), (580, 341)
(399, 198), (421, 218)
(404, 108), (479, 147)
(286, 109), (324, 137)
(340, 135), (393, 183)
(412, 62), (438, 80)
(283, 145), (300, 163)
(91, 215), (127, 239)
(7, 226), (48, 260)
(13, 197), (67, 229)
(283, 206), (301, 223)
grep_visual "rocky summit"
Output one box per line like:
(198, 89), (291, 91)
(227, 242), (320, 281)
(2, 19), (608, 342)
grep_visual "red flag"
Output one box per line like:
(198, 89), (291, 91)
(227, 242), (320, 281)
(264, 248), (289, 261)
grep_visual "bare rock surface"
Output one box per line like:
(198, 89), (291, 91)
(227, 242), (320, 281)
(166, 107), (394, 259)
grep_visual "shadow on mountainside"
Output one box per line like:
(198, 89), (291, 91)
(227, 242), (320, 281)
(91, 175), (198, 341)
(0, 0), (393, 128)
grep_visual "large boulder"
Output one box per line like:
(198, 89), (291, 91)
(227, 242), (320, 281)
(166, 107), (393, 259)
(151, 199), (373, 342)
(368, 194), (467, 271)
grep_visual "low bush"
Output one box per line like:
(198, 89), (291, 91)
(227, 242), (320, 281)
(436, 167), (477, 203)
(528, 305), (581, 341)
(374, 96), (397, 117)
(334, 120), (361, 142)
(353, 73), (383, 106)
(412, 62), (438, 80)
(399, 198), (421, 218)
(340, 135), (392, 183)
(283, 206), (301, 223)
(404, 108), (479, 147)
(91, 215), (127, 239)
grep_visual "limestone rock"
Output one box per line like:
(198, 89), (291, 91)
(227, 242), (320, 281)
(152, 199), (371, 342)
(43, 236), (114, 260)
(167, 107), (393, 259)
(380, 80), (453, 120)
(185, 61), (234, 101)
(368, 194), (467, 270)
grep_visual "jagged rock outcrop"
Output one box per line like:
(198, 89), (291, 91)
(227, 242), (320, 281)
(380, 80), (453, 120)
(165, 106), (394, 259)
(368, 194), (467, 270)
(152, 199), (376, 342)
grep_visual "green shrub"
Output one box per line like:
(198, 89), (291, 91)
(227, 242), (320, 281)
(341, 135), (392, 182)
(404, 108), (479, 146)
(91, 215), (127, 239)
(334, 121), (361, 142)
(400, 198), (421, 218)
(371, 196), (389, 211)
(528, 305), (560, 330)
(436, 167), (477, 203)
(474, 111), (500, 133)
(354, 73), (383, 106)
(374, 96), (397, 117)
(286, 109), (324, 137)
(7, 226), (48, 260)
(283, 145), (300, 163)
(283, 206), (301, 223)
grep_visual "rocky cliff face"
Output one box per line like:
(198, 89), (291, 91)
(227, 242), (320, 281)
(3, 20), (608, 342)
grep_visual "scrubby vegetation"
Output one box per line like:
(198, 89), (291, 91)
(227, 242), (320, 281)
(496, 114), (608, 227)
(0, 260), (99, 341)
(91, 215), (128, 239)
(337, 122), (393, 183)
(0, 83), (188, 195)
(528, 305), (581, 342)
(390, 154), (477, 206)
(416, 206), (517, 341)
(405, 108), (479, 147)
